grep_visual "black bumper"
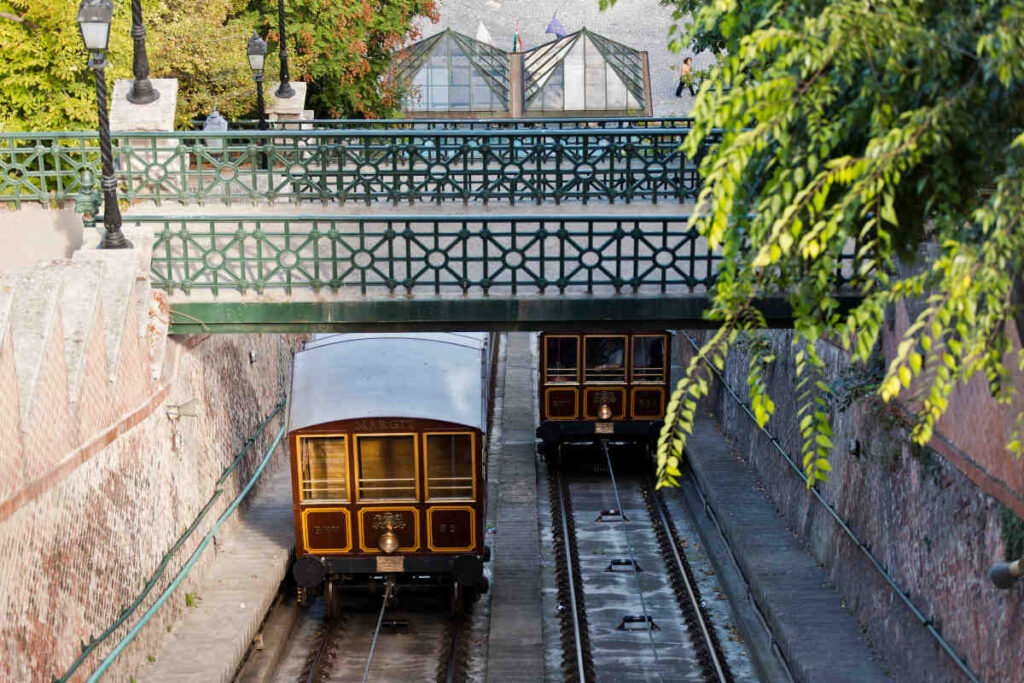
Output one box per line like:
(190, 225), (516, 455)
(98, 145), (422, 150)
(322, 555), (478, 574)
(536, 420), (662, 449)
(294, 550), (488, 588)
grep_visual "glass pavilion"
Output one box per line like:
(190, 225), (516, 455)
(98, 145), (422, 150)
(394, 28), (651, 118)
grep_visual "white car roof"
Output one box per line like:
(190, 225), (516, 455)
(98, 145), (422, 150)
(288, 333), (487, 432)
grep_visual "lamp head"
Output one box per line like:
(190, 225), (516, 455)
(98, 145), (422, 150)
(247, 32), (267, 73)
(989, 559), (1023, 589)
(598, 403), (612, 420)
(77, 0), (114, 52)
(377, 530), (400, 554)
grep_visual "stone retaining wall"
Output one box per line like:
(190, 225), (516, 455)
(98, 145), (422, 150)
(678, 327), (1024, 682)
(0, 332), (304, 682)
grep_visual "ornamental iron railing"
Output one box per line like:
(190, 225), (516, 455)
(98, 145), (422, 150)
(1, 126), (712, 208)
(189, 116), (697, 130)
(145, 214), (716, 296)
(136, 214), (858, 298)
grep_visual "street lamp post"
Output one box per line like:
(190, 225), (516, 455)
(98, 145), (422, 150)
(274, 0), (295, 98)
(247, 32), (269, 130)
(247, 32), (269, 169)
(126, 0), (159, 104)
(77, 0), (132, 250)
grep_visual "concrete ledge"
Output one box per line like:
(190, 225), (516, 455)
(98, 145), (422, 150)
(683, 416), (891, 683)
(143, 464), (294, 683)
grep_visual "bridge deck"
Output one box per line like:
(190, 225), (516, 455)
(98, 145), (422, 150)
(108, 201), (860, 333)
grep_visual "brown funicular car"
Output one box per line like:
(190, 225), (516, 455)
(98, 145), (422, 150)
(536, 331), (671, 464)
(287, 332), (494, 615)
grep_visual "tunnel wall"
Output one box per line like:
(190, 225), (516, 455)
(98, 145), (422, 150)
(0, 326), (305, 681)
(678, 312), (1024, 681)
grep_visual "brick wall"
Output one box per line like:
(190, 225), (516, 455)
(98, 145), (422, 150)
(0, 330), (21, 503)
(0, 329), (305, 682)
(679, 326), (1024, 682)
(20, 314), (73, 485)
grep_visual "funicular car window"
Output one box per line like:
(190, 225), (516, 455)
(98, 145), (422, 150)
(632, 336), (666, 383)
(584, 336), (627, 383)
(425, 433), (474, 501)
(356, 435), (417, 501)
(300, 436), (349, 502)
(545, 336), (579, 384)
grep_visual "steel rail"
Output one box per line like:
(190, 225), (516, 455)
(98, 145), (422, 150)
(599, 439), (665, 683)
(304, 619), (337, 683)
(649, 488), (728, 682)
(443, 613), (462, 683)
(680, 332), (982, 683)
(556, 470), (588, 683)
(362, 581), (395, 683)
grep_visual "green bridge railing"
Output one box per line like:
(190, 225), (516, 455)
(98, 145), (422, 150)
(133, 214), (858, 297)
(190, 116), (697, 130)
(1, 125), (712, 208)
(143, 214), (718, 296)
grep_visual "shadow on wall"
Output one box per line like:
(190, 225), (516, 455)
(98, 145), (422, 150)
(0, 207), (84, 272)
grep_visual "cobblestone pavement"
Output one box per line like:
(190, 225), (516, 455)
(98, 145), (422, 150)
(413, 0), (714, 117)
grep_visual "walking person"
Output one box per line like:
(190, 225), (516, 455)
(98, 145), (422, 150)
(675, 57), (696, 97)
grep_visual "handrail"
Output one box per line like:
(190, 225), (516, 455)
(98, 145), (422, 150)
(189, 115), (697, 129)
(681, 332), (981, 683)
(1, 125), (706, 207)
(0, 126), (694, 140)
(52, 398), (287, 683)
(86, 422), (287, 681)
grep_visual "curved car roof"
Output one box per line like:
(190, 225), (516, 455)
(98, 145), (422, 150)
(288, 333), (487, 432)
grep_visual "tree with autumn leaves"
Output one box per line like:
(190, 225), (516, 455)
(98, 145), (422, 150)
(252, 0), (438, 118)
(0, 0), (437, 131)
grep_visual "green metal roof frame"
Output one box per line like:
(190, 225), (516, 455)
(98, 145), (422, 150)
(522, 28), (646, 110)
(394, 29), (511, 105)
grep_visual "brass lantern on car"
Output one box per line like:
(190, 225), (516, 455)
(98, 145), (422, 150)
(372, 513), (405, 554)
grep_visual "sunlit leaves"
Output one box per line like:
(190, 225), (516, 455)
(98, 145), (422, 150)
(658, 0), (1024, 488)
(253, 0), (439, 118)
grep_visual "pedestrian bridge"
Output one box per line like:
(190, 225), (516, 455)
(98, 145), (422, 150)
(1, 118), (859, 332)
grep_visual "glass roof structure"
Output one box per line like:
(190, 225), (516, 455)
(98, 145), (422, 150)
(395, 30), (511, 114)
(523, 29), (646, 115)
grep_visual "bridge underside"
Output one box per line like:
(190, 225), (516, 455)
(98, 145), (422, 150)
(166, 296), (861, 333)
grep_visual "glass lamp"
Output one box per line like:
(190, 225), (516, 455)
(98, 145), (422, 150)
(76, 0), (114, 52)
(247, 32), (267, 73)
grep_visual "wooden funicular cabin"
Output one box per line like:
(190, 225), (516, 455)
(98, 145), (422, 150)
(287, 333), (494, 615)
(535, 331), (671, 463)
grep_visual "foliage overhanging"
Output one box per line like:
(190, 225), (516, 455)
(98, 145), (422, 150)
(640, 0), (1024, 487)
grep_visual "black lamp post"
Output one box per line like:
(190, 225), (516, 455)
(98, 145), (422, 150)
(247, 32), (268, 131)
(77, 0), (132, 250)
(126, 0), (159, 104)
(274, 0), (295, 98)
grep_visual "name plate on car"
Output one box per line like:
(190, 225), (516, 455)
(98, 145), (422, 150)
(595, 422), (614, 434)
(376, 555), (404, 572)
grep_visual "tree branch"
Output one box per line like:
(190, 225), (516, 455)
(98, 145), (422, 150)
(0, 10), (40, 32)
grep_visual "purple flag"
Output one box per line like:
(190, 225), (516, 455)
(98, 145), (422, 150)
(546, 12), (567, 39)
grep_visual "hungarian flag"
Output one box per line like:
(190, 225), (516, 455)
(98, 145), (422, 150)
(512, 20), (523, 53)
(545, 12), (567, 39)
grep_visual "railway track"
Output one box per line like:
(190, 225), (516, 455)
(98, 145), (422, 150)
(296, 589), (465, 683)
(548, 441), (732, 683)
